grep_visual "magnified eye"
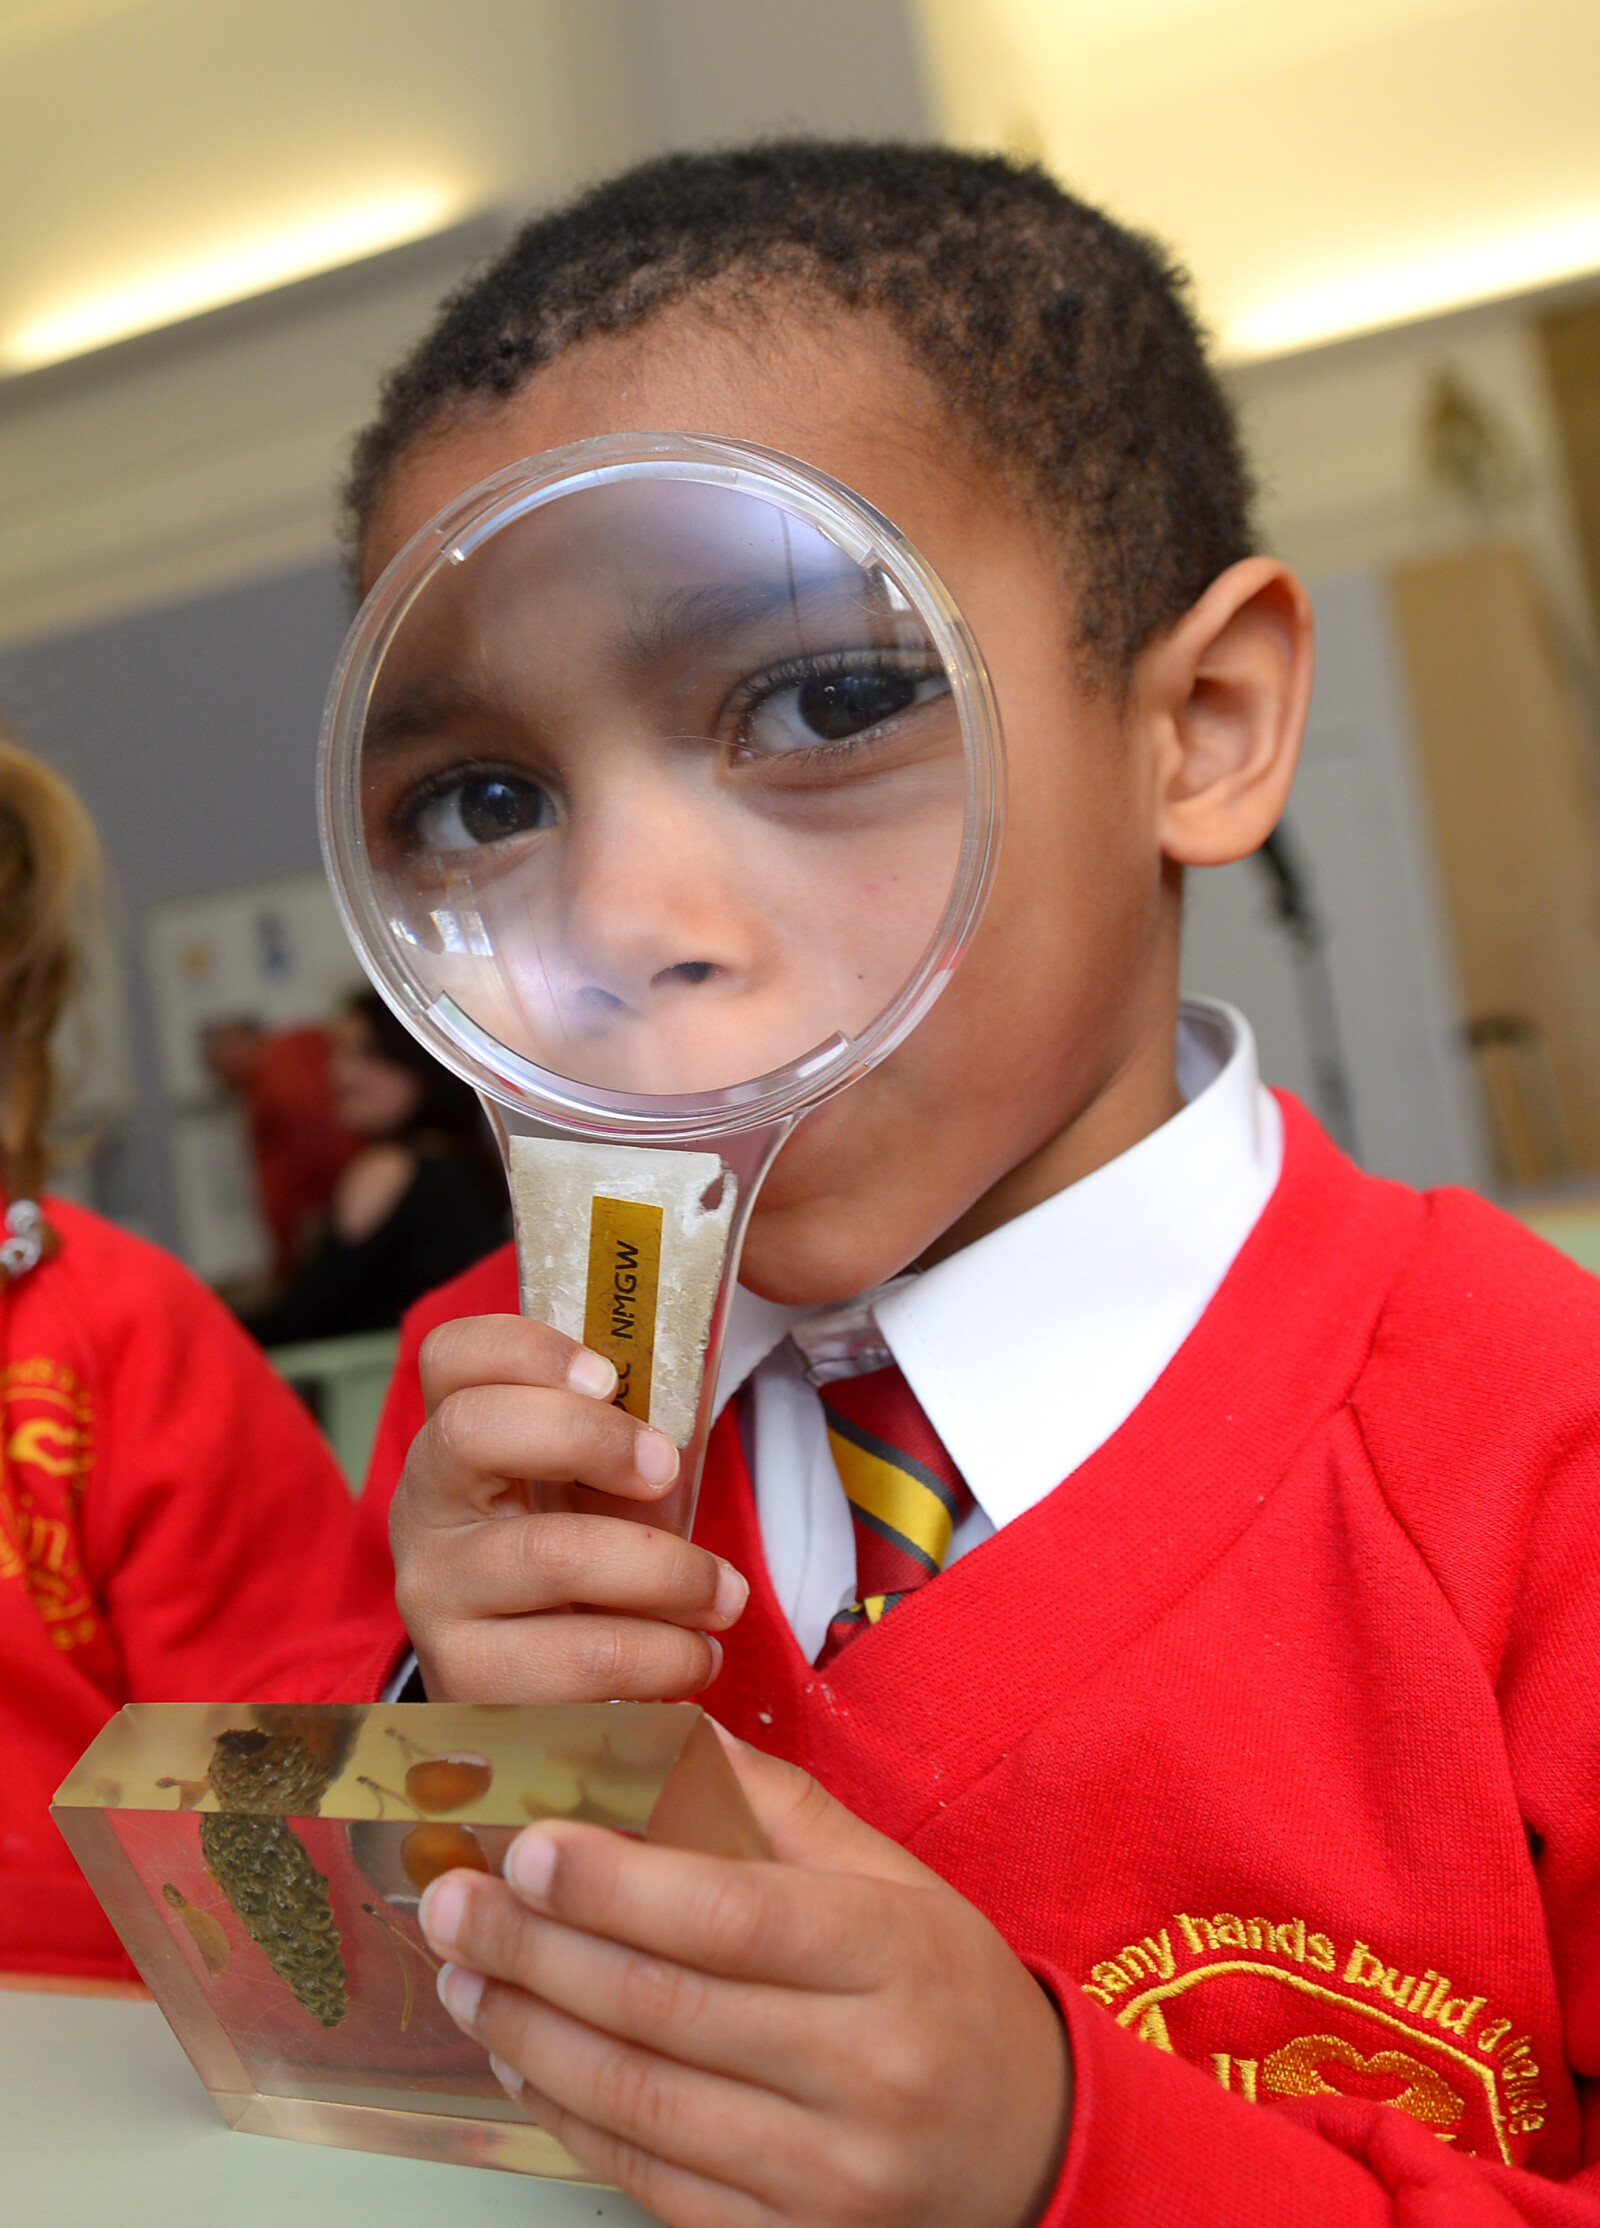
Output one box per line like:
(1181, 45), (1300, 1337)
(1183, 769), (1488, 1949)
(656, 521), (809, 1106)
(405, 768), (556, 852)
(799, 671), (919, 738)
(737, 656), (950, 759)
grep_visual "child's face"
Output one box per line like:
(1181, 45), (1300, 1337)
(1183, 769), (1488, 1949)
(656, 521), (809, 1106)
(363, 309), (1214, 1303)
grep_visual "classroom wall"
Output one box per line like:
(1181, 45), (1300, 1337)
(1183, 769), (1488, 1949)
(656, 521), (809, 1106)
(627, 0), (930, 158)
(1229, 285), (1600, 666)
(0, 560), (347, 1242)
(1185, 284), (1600, 1195)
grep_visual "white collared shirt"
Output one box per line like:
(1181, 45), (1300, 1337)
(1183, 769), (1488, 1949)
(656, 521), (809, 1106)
(711, 998), (1283, 1661)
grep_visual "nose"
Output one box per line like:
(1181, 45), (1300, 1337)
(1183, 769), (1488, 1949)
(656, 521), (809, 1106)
(540, 763), (766, 1027)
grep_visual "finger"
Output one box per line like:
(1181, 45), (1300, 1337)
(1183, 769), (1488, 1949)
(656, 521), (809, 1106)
(448, 1962), (811, 2204)
(492, 1817), (920, 1990)
(414, 1608), (727, 1705)
(711, 1728), (941, 1889)
(401, 1382), (680, 1524)
(507, 2086), (770, 2228)
(422, 1870), (847, 2095)
(419, 1313), (618, 1412)
(399, 1508), (746, 1626)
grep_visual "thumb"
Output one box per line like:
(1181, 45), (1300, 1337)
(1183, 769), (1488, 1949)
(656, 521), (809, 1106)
(711, 1720), (940, 1890)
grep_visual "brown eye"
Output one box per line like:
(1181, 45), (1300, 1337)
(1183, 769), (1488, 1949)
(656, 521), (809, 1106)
(796, 670), (919, 739)
(407, 769), (554, 851)
(736, 656), (949, 761)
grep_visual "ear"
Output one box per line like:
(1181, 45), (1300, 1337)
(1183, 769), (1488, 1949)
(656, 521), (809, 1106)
(1134, 557), (1314, 867)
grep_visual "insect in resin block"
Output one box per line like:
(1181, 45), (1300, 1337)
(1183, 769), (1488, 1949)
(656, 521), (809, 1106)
(54, 1701), (766, 2180)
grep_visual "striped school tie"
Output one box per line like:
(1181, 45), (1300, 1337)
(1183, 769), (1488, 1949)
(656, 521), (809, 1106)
(815, 1363), (974, 1666)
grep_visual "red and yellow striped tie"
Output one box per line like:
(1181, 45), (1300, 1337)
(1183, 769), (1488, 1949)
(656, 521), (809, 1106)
(815, 1363), (974, 1666)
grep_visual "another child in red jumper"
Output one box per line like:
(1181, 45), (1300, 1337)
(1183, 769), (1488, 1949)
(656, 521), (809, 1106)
(0, 732), (362, 1981)
(295, 147), (1600, 2225)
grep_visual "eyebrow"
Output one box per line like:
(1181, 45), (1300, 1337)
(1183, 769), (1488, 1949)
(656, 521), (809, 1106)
(361, 568), (904, 759)
(362, 679), (511, 761)
(616, 569), (869, 670)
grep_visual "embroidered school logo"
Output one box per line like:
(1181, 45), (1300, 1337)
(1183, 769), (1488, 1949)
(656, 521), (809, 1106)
(0, 1357), (98, 1650)
(1262, 2032), (1462, 2126)
(1080, 1910), (1545, 2166)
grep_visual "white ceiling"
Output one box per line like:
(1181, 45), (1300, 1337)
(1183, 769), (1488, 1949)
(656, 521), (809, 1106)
(915, 0), (1600, 354)
(0, 0), (941, 374)
(0, 0), (636, 370)
(5, 0), (1597, 377)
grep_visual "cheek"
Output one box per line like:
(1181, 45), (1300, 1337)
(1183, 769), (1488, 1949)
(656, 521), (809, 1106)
(737, 756), (1169, 1295)
(948, 723), (1153, 1054)
(740, 966), (1071, 1289)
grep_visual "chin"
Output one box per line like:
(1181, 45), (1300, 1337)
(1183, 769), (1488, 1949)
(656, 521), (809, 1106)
(737, 1210), (931, 1310)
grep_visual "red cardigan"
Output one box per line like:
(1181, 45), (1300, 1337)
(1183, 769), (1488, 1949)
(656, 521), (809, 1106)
(1, 1197), (360, 1981)
(305, 1098), (1600, 2224)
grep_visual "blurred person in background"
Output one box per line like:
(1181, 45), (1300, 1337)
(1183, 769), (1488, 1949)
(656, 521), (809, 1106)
(0, 725), (361, 1982)
(239, 989), (507, 1348)
(202, 1013), (358, 1284)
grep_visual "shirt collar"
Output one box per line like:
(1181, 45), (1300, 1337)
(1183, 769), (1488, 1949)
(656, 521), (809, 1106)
(714, 998), (1282, 1522)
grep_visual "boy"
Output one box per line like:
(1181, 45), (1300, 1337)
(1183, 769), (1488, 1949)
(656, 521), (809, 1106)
(304, 147), (1600, 2224)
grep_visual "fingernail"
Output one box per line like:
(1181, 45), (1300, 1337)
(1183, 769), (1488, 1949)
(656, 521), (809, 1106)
(438, 1961), (485, 2030)
(635, 1430), (680, 1488)
(489, 2052), (525, 2097)
(713, 1559), (749, 1622)
(702, 1633), (724, 1682)
(418, 1875), (466, 1951)
(508, 1828), (557, 1901)
(568, 1348), (617, 1400)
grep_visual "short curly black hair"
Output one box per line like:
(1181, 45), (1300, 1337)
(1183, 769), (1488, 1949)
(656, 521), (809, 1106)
(345, 141), (1255, 682)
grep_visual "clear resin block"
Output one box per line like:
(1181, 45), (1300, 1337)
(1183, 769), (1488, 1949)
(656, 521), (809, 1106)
(54, 1702), (766, 2180)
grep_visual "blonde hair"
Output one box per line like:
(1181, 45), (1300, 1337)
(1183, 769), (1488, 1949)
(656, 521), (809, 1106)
(0, 729), (101, 1200)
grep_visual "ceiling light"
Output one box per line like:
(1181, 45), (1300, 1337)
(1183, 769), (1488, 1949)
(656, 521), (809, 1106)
(1224, 207), (1600, 359)
(3, 187), (465, 371)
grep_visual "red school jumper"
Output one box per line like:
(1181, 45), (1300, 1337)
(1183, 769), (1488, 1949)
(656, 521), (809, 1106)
(1, 1196), (360, 1981)
(306, 1097), (1600, 2225)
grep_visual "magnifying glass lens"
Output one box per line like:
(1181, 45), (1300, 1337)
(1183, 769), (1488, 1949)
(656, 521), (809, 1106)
(355, 471), (968, 1101)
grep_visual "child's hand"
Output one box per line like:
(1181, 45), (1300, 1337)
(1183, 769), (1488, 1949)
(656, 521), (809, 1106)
(390, 1314), (748, 1702)
(418, 1731), (1071, 2228)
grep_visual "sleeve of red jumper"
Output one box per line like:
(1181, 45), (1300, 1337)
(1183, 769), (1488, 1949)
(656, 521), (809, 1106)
(66, 1220), (360, 1702)
(1031, 1969), (1600, 2227)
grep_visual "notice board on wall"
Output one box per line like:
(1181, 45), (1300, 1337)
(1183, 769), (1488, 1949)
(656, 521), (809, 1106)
(145, 872), (362, 1281)
(145, 871), (362, 1101)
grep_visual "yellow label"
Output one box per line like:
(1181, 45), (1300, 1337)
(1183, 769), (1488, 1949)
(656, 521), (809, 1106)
(583, 1196), (663, 1422)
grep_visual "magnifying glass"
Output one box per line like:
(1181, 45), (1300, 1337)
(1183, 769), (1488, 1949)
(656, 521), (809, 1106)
(321, 433), (1003, 1537)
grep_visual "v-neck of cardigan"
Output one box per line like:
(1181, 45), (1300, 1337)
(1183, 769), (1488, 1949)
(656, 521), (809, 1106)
(693, 1097), (1428, 1846)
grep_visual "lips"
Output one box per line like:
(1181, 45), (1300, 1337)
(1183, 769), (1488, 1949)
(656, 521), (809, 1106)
(1263, 2032), (1465, 2129)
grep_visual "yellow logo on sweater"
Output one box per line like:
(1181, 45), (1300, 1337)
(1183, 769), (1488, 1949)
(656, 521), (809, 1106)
(1080, 1908), (1546, 2164)
(0, 1358), (98, 1650)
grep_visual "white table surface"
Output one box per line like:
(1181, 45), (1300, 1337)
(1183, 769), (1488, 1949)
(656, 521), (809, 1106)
(2, 1985), (662, 2227)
